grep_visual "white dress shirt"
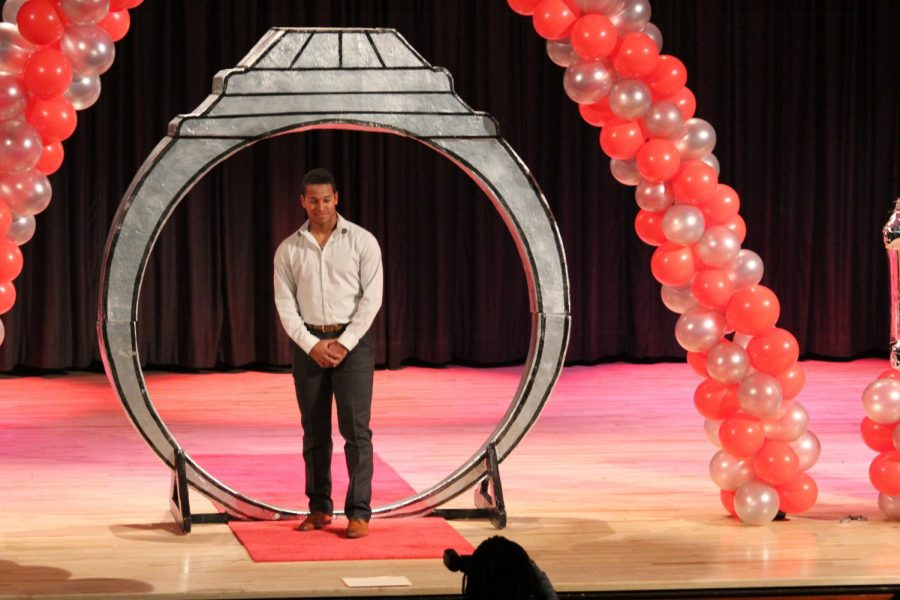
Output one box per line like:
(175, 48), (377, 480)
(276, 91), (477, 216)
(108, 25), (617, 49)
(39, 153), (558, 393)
(274, 214), (383, 353)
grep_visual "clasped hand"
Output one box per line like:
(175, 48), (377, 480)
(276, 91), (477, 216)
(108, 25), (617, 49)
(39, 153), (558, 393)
(309, 339), (348, 368)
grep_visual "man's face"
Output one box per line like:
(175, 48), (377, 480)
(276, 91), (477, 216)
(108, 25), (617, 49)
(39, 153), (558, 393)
(300, 183), (339, 226)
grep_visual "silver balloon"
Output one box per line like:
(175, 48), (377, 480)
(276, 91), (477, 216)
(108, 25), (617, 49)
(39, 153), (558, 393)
(609, 0), (651, 34)
(0, 22), (34, 75)
(879, 493), (900, 520)
(763, 400), (809, 442)
(675, 307), (726, 353)
(701, 153), (720, 175)
(5, 211), (33, 245)
(789, 431), (820, 472)
(575, 0), (623, 14)
(643, 101), (683, 139)
(563, 58), (615, 104)
(706, 340), (750, 385)
(546, 38), (577, 68)
(610, 158), (641, 186)
(674, 118), (717, 161)
(734, 481), (780, 525)
(608, 78), (652, 120)
(727, 249), (765, 289)
(0, 168), (52, 216)
(0, 119), (42, 173)
(861, 378), (900, 424)
(660, 283), (698, 314)
(704, 418), (722, 447)
(65, 72), (101, 110)
(662, 204), (705, 245)
(0, 74), (25, 120)
(61, 25), (115, 76)
(641, 22), (662, 52)
(60, 0), (109, 25)
(0, 315), (4, 345)
(738, 372), (783, 418)
(710, 450), (754, 491)
(635, 179), (674, 212)
(1, 0), (26, 24)
(696, 225), (741, 268)
(732, 332), (753, 349)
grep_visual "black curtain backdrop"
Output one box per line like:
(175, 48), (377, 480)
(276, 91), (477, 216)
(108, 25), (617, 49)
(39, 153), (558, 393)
(0, 0), (898, 371)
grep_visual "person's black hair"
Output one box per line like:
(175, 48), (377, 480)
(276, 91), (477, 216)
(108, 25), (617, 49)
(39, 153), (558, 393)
(302, 168), (337, 194)
(444, 536), (556, 599)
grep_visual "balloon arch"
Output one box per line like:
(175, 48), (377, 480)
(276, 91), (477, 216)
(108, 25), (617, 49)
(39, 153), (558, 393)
(0, 0), (898, 522)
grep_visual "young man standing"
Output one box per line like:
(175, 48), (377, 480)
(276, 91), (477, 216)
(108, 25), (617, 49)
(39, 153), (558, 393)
(273, 168), (383, 538)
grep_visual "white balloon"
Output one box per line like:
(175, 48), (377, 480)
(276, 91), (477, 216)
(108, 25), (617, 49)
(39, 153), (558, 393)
(65, 72), (101, 110)
(861, 378), (900, 424)
(727, 249), (764, 289)
(60, 0), (109, 25)
(563, 59), (615, 104)
(609, 0), (651, 34)
(641, 22), (662, 52)
(700, 153), (720, 175)
(0, 316), (4, 346)
(709, 450), (754, 491)
(608, 79), (652, 120)
(0, 168), (51, 216)
(1, 0), (27, 24)
(732, 332), (753, 349)
(546, 38), (577, 68)
(704, 419), (722, 447)
(706, 341), (750, 385)
(576, 0), (624, 14)
(675, 118), (717, 161)
(61, 24), (116, 76)
(763, 401), (809, 442)
(878, 493), (900, 520)
(696, 225), (741, 268)
(0, 119), (42, 173)
(643, 101), (683, 139)
(5, 211), (34, 245)
(0, 22), (34, 74)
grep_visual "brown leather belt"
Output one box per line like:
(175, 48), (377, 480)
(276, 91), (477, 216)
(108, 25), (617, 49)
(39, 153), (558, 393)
(307, 323), (347, 333)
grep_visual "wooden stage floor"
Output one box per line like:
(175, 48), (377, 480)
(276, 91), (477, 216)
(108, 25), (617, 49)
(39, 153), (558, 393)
(1, 359), (899, 599)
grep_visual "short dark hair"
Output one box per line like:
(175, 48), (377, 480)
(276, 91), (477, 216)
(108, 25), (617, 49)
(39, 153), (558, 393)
(302, 168), (337, 194)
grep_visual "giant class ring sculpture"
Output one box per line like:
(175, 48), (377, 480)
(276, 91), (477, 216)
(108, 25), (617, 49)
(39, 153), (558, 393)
(98, 28), (570, 520)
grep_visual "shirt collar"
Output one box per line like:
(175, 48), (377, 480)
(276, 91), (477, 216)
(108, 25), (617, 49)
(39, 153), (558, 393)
(299, 214), (348, 236)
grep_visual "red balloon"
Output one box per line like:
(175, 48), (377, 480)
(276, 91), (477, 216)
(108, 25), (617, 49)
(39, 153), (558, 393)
(35, 141), (64, 175)
(0, 202), (10, 238)
(0, 238), (23, 281)
(777, 473), (818, 514)
(23, 47), (73, 99)
(644, 55), (688, 98)
(878, 367), (900, 381)
(634, 209), (666, 246)
(725, 285), (781, 336)
(720, 415), (765, 457)
(612, 32), (659, 78)
(570, 14), (617, 60)
(665, 86), (696, 120)
(16, 0), (65, 46)
(703, 184), (741, 224)
(720, 489), (737, 516)
(672, 160), (718, 204)
(691, 269), (734, 311)
(861, 418), (898, 453)
(532, 0), (579, 40)
(753, 440), (800, 487)
(599, 118), (646, 160)
(650, 242), (695, 287)
(686, 350), (709, 377)
(507, 0), (543, 15)
(578, 98), (613, 127)
(694, 378), (740, 420)
(98, 9), (131, 42)
(746, 327), (799, 376)
(0, 280), (15, 315)
(26, 95), (77, 144)
(635, 138), (681, 182)
(722, 213), (747, 243)
(777, 364), (806, 400)
(870, 451), (900, 495)
(110, 0), (143, 9)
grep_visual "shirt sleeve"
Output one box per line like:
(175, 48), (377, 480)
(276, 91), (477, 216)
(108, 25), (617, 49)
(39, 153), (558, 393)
(337, 231), (383, 351)
(273, 240), (319, 354)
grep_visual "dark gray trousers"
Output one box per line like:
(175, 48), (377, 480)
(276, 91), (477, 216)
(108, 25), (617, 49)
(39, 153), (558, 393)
(291, 330), (374, 521)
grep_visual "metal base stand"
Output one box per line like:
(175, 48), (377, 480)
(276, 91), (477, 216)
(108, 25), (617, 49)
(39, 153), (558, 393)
(170, 449), (231, 533)
(431, 443), (507, 529)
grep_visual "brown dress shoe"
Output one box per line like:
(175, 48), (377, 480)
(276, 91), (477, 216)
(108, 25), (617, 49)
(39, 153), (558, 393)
(345, 518), (369, 538)
(294, 511), (332, 531)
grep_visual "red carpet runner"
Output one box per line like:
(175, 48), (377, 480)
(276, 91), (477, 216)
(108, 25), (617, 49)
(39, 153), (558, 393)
(194, 452), (475, 562)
